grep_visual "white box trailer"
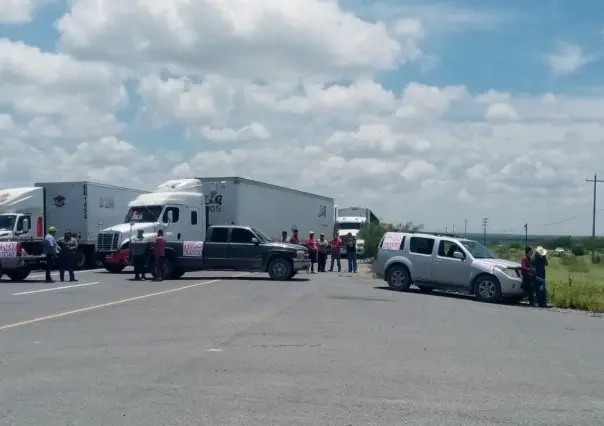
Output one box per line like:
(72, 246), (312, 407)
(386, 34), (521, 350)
(0, 182), (147, 279)
(196, 177), (335, 240)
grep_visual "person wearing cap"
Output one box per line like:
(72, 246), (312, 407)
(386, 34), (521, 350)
(533, 246), (549, 308)
(58, 230), (78, 282)
(305, 231), (317, 273)
(520, 246), (536, 306)
(346, 232), (358, 273)
(43, 226), (58, 283)
(316, 233), (329, 272)
(131, 229), (149, 280)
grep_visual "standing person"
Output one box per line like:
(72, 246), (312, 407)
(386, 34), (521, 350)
(520, 246), (536, 307)
(533, 246), (549, 308)
(329, 232), (342, 272)
(280, 230), (288, 243)
(43, 226), (58, 283)
(153, 229), (167, 281)
(58, 230), (78, 282)
(289, 229), (300, 245)
(346, 232), (357, 273)
(131, 229), (148, 281)
(306, 231), (317, 273)
(317, 233), (329, 272)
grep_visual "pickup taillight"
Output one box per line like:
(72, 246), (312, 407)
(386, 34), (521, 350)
(15, 242), (21, 256)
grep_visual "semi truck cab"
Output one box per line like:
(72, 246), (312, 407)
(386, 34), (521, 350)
(336, 216), (366, 256)
(97, 178), (208, 272)
(0, 188), (45, 243)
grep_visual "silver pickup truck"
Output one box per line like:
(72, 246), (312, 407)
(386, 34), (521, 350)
(372, 232), (525, 303)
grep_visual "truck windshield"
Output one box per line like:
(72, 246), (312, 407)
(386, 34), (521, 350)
(337, 222), (362, 230)
(252, 228), (272, 242)
(124, 206), (163, 223)
(460, 240), (495, 259)
(0, 214), (16, 231)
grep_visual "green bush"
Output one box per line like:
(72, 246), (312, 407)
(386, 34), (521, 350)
(571, 245), (586, 256)
(548, 275), (604, 312)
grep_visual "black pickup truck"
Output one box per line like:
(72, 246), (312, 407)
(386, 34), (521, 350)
(135, 225), (311, 280)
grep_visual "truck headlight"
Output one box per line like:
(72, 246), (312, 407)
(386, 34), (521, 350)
(296, 250), (306, 258)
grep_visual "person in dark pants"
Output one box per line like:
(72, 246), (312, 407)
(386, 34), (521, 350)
(305, 231), (317, 273)
(346, 233), (358, 273)
(43, 226), (58, 283)
(131, 229), (148, 280)
(533, 246), (549, 308)
(520, 246), (536, 306)
(58, 230), (78, 282)
(316, 233), (329, 272)
(153, 229), (167, 281)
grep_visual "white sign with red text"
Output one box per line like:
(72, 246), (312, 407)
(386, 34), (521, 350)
(382, 233), (404, 250)
(0, 241), (18, 259)
(183, 241), (204, 257)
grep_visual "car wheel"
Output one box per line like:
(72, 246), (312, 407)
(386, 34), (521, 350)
(268, 257), (293, 281)
(6, 267), (31, 281)
(474, 275), (502, 303)
(387, 266), (411, 291)
(417, 285), (434, 293)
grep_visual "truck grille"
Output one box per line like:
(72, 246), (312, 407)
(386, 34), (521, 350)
(97, 232), (120, 252)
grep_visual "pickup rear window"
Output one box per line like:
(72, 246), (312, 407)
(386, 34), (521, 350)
(209, 227), (229, 242)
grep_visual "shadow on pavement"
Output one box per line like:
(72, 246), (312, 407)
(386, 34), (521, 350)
(174, 276), (310, 282)
(373, 286), (529, 307)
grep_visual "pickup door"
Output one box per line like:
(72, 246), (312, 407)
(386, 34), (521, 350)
(203, 227), (230, 269)
(227, 228), (263, 270)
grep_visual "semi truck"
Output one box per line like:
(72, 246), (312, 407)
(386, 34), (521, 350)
(97, 177), (335, 273)
(335, 206), (379, 257)
(0, 182), (147, 280)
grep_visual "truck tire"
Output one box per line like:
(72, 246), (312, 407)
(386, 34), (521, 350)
(288, 270), (297, 279)
(6, 267), (31, 281)
(172, 267), (185, 279)
(74, 249), (88, 270)
(268, 257), (293, 281)
(103, 262), (125, 274)
(152, 258), (175, 280)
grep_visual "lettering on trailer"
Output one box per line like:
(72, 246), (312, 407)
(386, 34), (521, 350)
(0, 241), (18, 259)
(205, 194), (223, 213)
(0, 193), (8, 203)
(382, 233), (404, 250)
(317, 205), (327, 218)
(98, 196), (115, 209)
(53, 195), (66, 208)
(183, 241), (204, 257)
(83, 184), (88, 219)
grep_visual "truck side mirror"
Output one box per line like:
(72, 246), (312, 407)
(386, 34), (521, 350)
(453, 251), (464, 260)
(167, 210), (173, 223)
(251, 237), (258, 245)
(22, 218), (30, 233)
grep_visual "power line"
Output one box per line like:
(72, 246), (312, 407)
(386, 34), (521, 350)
(586, 173), (604, 262)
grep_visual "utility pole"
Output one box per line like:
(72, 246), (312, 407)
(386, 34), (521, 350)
(481, 217), (489, 245)
(445, 227), (448, 234)
(452, 224), (456, 235)
(464, 218), (468, 238)
(586, 173), (604, 262)
(524, 223), (528, 249)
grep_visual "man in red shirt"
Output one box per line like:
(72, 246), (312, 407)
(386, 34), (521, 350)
(153, 229), (167, 281)
(520, 246), (536, 306)
(289, 229), (300, 244)
(305, 231), (317, 273)
(329, 232), (342, 272)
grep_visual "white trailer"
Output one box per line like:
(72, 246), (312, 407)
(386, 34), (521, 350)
(196, 177), (335, 239)
(97, 177), (335, 273)
(0, 182), (147, 280)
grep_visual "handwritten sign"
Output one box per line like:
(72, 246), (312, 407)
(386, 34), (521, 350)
(183, 241), (204, 257)
(382, 233), (404, 250)
(0, 242), (18, 259)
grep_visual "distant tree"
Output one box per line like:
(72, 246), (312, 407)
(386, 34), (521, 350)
(571, 245), (586, 257)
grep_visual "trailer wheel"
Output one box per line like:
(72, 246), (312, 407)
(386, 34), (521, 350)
(6, 268), (31, 282)
(74, 249), (88, 270)
(268, 257), (293, 281)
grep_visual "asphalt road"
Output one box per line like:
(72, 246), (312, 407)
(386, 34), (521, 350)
(1, 267), (603, 426)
